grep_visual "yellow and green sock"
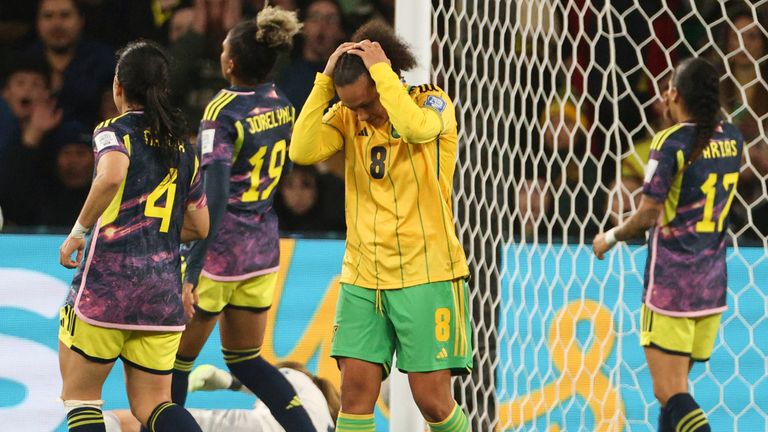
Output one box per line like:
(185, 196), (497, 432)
(427, 402), (469, 432)
(336, 412), (375, 432)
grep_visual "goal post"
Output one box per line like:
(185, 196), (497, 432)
(426, 1), (768, 431)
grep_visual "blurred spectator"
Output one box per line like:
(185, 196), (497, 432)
(243, 0), (298, 17)
(718, 6), (768, 240)
(0, 59), (62, 226)
(23, 0), (115, 127)
(608, 73), (674, 227)
(168, 0), (240, 129)
(36, 124), (94, 226)
(341, 0), (394, 27)
(0, 121), (91, 227)
(0, 60), (59, 161)
(77, 0), (190, 48)
(274, 164), (345, 233)
(276, 0), (346, 111)
(99, 85), (120, 122)
(514, 177), (553, 242)
(541, 98), (603, 240)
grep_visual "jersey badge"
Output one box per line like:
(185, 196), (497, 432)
(424, 95), (446, 113)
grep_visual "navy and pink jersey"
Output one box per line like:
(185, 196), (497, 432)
(642, 122), (743, 317)
(66, 111), (206, 330)
(196, 84), (293, 280)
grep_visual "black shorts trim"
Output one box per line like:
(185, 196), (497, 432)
(225, 304), (271, 313)
(70, 345), (118, 364)
(194, 305), (222, 316)
(648, 342), (691, 358)
(120, 355), (172, 375)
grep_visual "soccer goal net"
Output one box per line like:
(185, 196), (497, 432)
(430, 1), (768, 430)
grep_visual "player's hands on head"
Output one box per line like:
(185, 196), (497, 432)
(347, 40), (391, 70)
(592, 233), (611, 260)
(59, 236), (85, 269)
(323, 42), (357, 77)
(182, 282), (198, 319)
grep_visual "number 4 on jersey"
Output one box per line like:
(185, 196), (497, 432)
(145, 169), (178, 233)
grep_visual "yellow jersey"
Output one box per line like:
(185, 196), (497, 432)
(290, 63), (469, 289)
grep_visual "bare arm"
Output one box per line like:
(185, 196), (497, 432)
(60, 152), (130, 268)
(592, 195), (663, 260)
(181, 205), (210, 243)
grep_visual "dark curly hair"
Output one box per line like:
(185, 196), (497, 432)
(333, 20), (418, 86)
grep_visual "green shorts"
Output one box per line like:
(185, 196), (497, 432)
(640, 304), (721, 362)
(331, 279), (473, 377)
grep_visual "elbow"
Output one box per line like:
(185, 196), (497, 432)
(97, 172), (126, 190)
(289, 145), (312, 165)
(196, 210), (211, 240)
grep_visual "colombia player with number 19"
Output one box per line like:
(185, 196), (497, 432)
(170, 7), (316, 432)
(593, 58), (743, 432)
(57, 41), (209, 432)
(290, 21), (472, 432)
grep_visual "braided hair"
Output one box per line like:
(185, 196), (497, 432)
(672, 57), (721, 164)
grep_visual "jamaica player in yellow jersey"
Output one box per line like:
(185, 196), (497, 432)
(290, 21), (472, 432)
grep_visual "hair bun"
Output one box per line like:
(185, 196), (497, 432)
(256, 6), (302, 48)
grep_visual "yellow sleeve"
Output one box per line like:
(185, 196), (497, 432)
(289, 73), (345, 165)
(369, 63), (447, 144)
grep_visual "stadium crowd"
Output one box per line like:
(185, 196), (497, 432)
(0, 0), (388, 234)
(1, 0), (766, 244)
(510, 1), (768, 244)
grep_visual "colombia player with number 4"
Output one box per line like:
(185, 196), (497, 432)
(170, 7), (316, 432)
(290, 21), (472, 432)
(57, 41), (209, 432)
(593, 58), (743, 432)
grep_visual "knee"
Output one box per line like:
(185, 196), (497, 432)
(129, 398), (167, 425)
(412, 393), (454, 423)
(340, 376), (378, 412)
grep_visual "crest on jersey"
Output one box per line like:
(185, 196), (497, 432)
(424, 95), (446, 113)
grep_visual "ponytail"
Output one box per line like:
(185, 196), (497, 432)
(116, 40), (187, 170)
(672, 57), (721, 164)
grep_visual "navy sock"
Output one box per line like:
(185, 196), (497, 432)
(658, 404), (673, 432)
(665, 393), (711, 432)
(66, 406), (106, 431)
(171, 354), (196, 406)
(223, 347), (314, 432)
(145, 402), (202, 432)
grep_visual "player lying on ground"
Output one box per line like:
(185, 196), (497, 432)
(593, 57), (743, 432)
(106, 362), (339, 432)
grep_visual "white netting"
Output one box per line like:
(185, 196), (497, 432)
(431, 1), (768, 430)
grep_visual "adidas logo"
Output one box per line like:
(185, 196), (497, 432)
(357, 127), (369, 136)
(285, 395), (303, 410)
(436, 348), (448, 359)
